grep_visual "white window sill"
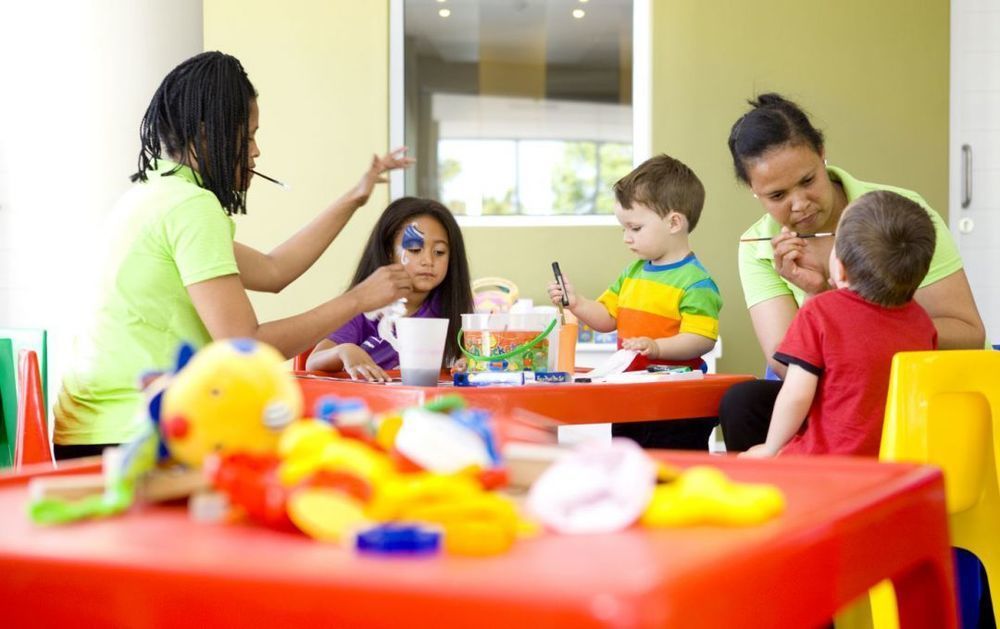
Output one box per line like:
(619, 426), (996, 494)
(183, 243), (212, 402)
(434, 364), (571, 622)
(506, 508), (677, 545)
(456, 215), (619, 228)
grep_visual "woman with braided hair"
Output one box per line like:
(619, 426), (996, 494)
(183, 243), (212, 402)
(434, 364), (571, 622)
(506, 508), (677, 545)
(54, 51), (413, 459)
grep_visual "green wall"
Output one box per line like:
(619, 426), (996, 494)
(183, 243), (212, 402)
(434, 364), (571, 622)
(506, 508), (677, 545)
(206, 0), (948, 377)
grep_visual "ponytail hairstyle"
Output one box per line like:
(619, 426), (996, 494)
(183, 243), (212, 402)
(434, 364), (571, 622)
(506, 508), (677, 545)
(351, 197), (473, 365)
(728, 93), (825, 185)
(132, 51), (258, 215)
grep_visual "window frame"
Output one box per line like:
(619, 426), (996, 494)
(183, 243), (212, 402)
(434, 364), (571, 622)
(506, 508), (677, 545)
(388, 0), (651, 227)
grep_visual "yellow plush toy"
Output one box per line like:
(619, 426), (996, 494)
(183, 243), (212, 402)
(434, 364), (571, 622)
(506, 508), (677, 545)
(159, 339), (303, 467)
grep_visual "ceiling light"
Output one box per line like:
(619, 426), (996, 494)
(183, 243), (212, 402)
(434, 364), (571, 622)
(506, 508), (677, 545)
(439, 8), (451, 17)
(572, 9), (585, 18)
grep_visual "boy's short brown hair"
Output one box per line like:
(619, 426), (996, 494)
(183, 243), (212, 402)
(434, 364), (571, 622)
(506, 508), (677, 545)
(613, 154), (705, 231)
(835, 190), (936, 307)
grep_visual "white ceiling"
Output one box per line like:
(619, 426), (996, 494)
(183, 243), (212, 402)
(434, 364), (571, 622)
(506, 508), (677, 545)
(405, 0), (632, 67)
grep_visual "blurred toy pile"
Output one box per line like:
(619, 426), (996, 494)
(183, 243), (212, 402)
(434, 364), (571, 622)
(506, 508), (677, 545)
(27, 339), (786, 557)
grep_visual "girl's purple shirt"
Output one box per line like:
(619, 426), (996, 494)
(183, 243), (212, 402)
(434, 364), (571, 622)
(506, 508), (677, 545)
(328, 291), (442, 369)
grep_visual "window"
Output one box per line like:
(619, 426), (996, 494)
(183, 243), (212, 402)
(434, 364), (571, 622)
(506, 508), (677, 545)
(390, 0), (648, 224)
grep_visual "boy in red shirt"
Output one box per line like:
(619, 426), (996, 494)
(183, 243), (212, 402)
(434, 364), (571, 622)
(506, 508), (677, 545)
(742, 190), (938, 457)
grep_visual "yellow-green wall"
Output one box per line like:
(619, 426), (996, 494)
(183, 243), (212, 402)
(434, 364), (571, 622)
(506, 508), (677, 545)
(205, 0), (948, 376)
(203, 0), (393, 331)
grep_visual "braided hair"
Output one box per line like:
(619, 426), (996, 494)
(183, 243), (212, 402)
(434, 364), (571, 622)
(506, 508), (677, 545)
(131, 51), (257, 214)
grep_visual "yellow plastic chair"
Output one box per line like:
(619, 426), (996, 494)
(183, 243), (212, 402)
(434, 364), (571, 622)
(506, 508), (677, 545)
(867, 350), (1000, 627)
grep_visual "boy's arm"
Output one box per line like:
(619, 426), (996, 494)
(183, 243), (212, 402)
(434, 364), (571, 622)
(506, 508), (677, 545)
(569, 297), (617, 333)
(743, 364), (818, 457)
(547, 276), (617, 332)
(622, 333), (715, 361)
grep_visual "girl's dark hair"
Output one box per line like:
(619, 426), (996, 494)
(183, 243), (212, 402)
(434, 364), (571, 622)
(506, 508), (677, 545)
(727, 93), (825, 185)
(131, 51), (258, 215)
(351, 197), (473, 365)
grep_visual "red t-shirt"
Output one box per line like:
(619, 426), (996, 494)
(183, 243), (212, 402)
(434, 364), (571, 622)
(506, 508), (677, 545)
(774, 289), (937, 456)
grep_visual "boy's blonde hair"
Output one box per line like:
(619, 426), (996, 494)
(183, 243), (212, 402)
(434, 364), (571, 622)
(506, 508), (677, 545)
(835, 190), (936, 307)
(613, 154), (705, 231)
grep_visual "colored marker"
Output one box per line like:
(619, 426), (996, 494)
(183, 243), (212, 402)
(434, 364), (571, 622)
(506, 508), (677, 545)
(551, 262), (570, 307)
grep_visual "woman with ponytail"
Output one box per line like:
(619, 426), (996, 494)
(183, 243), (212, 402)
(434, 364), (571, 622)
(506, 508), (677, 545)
(719, 92), (984, 452)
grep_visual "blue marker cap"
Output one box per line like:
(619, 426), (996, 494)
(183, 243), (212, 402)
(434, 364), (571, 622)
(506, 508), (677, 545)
(314, 396), (369, 423)
(355, 523), (442, 555)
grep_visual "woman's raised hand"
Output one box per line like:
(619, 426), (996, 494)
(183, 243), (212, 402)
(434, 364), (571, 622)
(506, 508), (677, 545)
(349, 263), (412, 313)
(771, 230), (829, 296)
(349, 146), (416, 206)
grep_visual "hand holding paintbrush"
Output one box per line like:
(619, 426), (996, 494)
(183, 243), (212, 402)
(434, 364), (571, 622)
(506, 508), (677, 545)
(740, 231), (834, 243)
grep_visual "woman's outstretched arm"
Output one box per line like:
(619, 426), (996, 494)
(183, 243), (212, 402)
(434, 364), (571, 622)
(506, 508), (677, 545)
(236, 148), (414, 293)
(186, 264), (412, 359)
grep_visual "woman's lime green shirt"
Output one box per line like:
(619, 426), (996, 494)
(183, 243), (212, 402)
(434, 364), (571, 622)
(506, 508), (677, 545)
(55, 160), (239, 445)
(738, 165), (963, 309)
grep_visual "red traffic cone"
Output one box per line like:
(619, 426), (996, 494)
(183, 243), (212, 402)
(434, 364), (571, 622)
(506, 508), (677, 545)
(14, 349), (53, 469)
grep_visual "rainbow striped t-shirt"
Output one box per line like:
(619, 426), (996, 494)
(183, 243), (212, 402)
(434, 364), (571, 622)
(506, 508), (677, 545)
(597, 254), (722, 369)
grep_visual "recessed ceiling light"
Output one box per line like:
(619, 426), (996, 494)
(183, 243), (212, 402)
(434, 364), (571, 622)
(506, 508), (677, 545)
(439, 8), (451, 17)
(436, 0), (447, 3)
(572, 9), (585, 18)
(579, 0), (589, 3)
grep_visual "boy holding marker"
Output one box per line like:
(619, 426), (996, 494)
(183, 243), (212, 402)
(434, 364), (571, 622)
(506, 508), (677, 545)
(548, 154), (722, 449)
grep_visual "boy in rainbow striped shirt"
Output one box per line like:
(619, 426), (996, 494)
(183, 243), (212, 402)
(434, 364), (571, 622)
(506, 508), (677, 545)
(547, 154), (722, 449)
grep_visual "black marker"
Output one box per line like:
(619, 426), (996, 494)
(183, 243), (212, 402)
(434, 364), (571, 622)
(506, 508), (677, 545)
(551, 262), (570, 307)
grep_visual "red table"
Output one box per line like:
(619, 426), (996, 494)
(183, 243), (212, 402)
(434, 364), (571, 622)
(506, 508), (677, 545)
(295, 372), (754, 424)
(0, 454), (956, 628)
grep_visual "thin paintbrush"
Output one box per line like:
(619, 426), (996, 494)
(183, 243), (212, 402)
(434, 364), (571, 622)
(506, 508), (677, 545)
(739, 232), (834, 243)
(251, 169), (290, 190)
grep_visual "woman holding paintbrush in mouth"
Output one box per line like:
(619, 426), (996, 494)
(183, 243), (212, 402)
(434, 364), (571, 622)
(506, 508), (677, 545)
(53, 51), (414, 459)
(719, 92), (985, 452)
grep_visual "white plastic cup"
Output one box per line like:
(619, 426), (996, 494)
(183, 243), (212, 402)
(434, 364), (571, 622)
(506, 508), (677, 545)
(396, 317), (449, 386)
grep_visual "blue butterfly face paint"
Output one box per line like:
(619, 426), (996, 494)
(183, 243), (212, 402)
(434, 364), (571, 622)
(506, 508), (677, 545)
(399, 222), (425, 264)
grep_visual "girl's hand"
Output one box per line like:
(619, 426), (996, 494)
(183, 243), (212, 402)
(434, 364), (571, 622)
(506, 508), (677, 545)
(349, 264), (412, 312)
(338, 344), (390, 382)
(738, 443), (778, 458)
(547, 273), (578, 309)
(621, 336), (659, 359)
(450, 357), (468, 374)
(349, 146), (416, 207)
(771, 229), (829, 296)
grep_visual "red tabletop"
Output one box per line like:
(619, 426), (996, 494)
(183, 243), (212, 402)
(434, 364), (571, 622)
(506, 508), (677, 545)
(0, 454), (955, 628)
(295, 372), (754, 424)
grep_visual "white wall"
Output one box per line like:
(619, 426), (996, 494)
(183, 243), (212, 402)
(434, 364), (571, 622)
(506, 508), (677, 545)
(0, 1), (203, 412)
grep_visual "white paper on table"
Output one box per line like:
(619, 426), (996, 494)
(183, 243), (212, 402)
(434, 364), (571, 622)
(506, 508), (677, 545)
(580, 349), (637, 380)
(593, 369), (705, 384)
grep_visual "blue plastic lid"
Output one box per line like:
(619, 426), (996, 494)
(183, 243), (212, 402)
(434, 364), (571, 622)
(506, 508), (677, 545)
(355, 524), (442, 555)
(314, 395), (369, 422)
